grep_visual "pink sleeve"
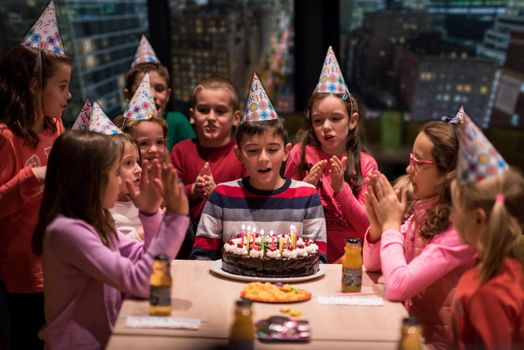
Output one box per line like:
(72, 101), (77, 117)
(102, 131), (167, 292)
(333, 154), (378, 235)
(0, 136), (42, 219)
(380, 227), (474, 301)
(284, 145), (303, 181)
(363, 229), (382, 272)
(49, 213), (189, 298)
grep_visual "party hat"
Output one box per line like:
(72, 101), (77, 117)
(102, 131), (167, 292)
(72, 100), (122, 135)
(123, 73), (157, 120)
(21, 1), (65, 55)
(88, 103), (122, 135)
(457, 108), (508, 183)
(131, 35), (160, 68)
(242, 73), (278, 123)
(314, 46), (349, 98)
(72, 100), (93, 130)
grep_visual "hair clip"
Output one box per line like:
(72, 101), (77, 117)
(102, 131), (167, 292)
(495, 194), (505, 204)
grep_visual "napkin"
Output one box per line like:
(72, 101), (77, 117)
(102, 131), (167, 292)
(125, 316), (202, 330)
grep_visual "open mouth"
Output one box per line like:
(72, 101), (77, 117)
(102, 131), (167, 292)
(324, 134), (335, 141)
(257, 168), (272, 174)
(155, 104), (161, 111)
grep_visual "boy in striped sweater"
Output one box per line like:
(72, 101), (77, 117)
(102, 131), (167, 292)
(190, 74), (327, 261)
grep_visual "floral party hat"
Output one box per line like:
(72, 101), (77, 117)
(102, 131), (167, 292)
(242, 73), (278, 123)
(123, 73), (157, 120)
(457, 107), (508, 183)
(72, 100), (122, 135)
(21, 1), (65, 55)
(71, 100), (93, 130)
(131, 35), (160, 68)
(314, 46), (349, 98)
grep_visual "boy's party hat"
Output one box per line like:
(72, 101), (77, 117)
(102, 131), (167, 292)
(123, 73), (157, 120)
(457, 108), (508, 184)
(314, 46), (349, 98)
(72, 100), (122, 135)
(131, 35), (160, 68)
(242, 73), (278, 123)
(21, 1), (65, 55)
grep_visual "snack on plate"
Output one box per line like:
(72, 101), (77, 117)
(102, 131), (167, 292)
(240, 282), (312, 303)
(222, 226), (320, 278)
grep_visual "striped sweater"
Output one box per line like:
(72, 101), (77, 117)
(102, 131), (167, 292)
(191, 177), (327, 261)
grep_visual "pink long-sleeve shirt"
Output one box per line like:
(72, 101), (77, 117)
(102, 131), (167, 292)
(285, 144), (378, 262)
(39, 210), (189, 350)
(363, 196), (476, 349)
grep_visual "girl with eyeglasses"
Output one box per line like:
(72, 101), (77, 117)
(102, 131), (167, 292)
(363, 120), (477, 350)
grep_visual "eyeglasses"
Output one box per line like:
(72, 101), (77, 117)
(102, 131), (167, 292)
(409, 153), (436, 169)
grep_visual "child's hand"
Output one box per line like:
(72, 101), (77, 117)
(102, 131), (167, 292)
(202, 174), (216, 197)
(329, 156), (347, 194)
(368, 173), (407, 232)
(191, 163), (214, 199)
(303, 160), (327, 186)
(127, 160), (163, 215)
(365, 174), (382, 242)
(155, 163), (189, 216)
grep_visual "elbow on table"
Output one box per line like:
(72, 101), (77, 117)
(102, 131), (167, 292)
(384, 280), (412, 302)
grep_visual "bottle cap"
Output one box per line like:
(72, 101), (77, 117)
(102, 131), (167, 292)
(402, 317), (421, 325)
(345, 238), (362, 244)
(236, 299), (253, 307)
(154, 254), (170, 261)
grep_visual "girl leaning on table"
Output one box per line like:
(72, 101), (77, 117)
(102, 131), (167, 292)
(32, 130), (189, 350)
(449, 113), (524, 350)
(363, 107), (476, 350)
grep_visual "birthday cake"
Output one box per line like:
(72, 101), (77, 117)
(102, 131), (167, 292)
(221, 226), (320, 278)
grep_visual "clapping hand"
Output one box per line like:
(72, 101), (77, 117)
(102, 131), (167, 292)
(191, 162), (215, 199)
(367, 173), (407, 233)
(303, 160), (327, 186)
(155, 163), (189, 216)
(328, 156), (347, 194)
(126, 159), (163, 215)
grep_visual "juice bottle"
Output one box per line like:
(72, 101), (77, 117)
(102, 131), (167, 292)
(341, 237), (363, 293)
(398, 317), (425, 350)
(228, 299), (255, 350)
(149, 254), (172, 316)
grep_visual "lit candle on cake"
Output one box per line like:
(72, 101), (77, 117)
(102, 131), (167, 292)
(290, 225), (296, 249)
(279, 235), (284, 253)
(260, 229), (265, 257)
(246, 225), (251, 251)
(241, 224), (246, 246)
(270, 230), (275, 250)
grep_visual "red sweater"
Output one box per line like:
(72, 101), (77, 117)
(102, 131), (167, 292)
(285, 144), (378, 263)
(170, 138), (245, 224)
(451, 257), (524, 350)
(0, 120), (64, 293)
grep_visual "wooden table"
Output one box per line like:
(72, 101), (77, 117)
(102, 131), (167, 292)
(107, 260), (407, 349)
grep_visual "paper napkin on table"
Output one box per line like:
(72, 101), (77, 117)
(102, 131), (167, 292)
(125, 316), (202, 329)
(316, 294), (384, 306)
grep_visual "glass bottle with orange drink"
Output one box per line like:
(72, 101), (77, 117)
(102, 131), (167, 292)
(149, 254), (172, 316)
(341, 237), (363, 293)
(398, 317), (425, 350)
(229, 299), (255, 350)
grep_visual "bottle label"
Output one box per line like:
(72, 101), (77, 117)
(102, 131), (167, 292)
(342, 267), (362, 287)
(228, 340), (254, 350)
(150, 286), (171, 307)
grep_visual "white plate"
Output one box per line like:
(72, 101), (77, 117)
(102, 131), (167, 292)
(209, 259), (326, 283)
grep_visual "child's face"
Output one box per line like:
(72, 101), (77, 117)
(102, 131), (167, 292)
(119, 142), (142, 196)
(132, 121), (165, 162)
(130, 71), (170, 117)
(40, 63), (72, 119)
(235, 130), (290, 191)
(103, 158), (123, 209)
(190, 87), (240, 147)
(310, 95), (358, 156)
(450, 180), (478, 245)
(406, 131), (445, 200)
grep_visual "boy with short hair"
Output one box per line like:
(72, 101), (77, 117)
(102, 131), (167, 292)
(170, 77), (245, 227)
(191, 74), (327, 261)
